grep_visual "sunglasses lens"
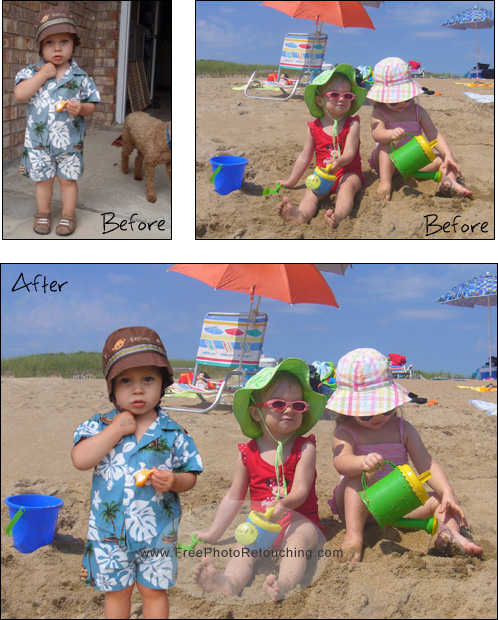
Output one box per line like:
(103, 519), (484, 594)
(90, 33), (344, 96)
(292, 401), (308, 413)
(270, 400), (287, 411)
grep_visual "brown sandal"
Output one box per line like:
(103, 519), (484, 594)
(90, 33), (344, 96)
(55, 212), (77, 236)
(33, 211), (51, 235)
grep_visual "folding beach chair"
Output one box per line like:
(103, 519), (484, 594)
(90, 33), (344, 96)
(388, 353), (413, 379)
(164, 312), (268, 413)
(245, 32), (328, 101)
(408, 61), (425, 78)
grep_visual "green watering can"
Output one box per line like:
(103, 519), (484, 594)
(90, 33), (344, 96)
(360, 461), (437, 534)
(390, 133), (440, 182)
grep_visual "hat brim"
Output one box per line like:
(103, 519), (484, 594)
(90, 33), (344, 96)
(326, 381), (411, 416)
(233, 358), (326, 438)
(366, 80), (424, 103)
(305, 65), (367, 118)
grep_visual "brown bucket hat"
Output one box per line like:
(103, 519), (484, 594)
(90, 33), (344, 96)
(102, 326), (174, 407)
(35, 6), (80, 46)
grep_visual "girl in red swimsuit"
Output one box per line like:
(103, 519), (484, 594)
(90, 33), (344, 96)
(192, 359), (326, 601)
(277, 64), (366, 229)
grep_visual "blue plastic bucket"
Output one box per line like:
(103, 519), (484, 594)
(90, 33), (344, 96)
(5, 494), (64, 553)
(209, 156), (248, 195)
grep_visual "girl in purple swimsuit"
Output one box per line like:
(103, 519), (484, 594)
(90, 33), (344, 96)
(367, 57), (472, 201)
(327, 348), (482, 562)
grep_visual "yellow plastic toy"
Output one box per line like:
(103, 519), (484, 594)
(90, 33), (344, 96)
(56, 100), (68, 112)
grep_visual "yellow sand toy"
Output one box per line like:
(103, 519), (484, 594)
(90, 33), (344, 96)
(56, 100), (68, 112)
(235, 506), (282, 550)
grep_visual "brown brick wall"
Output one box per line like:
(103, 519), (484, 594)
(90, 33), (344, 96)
(3, 1), (120, 164)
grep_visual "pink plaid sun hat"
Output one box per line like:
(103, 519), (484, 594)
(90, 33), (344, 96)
(326, 348), (411, 416)
(367, 57), (424, 103)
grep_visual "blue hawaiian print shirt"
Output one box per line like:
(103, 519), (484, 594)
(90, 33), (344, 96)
(73, 407), (202, 548)
(15, 58), (100, 180)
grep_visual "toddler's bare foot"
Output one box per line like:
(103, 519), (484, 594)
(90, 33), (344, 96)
(339, 532), (363, 563)
(192, 557), (235, 596)
(374, 181), (392, 202)
(263, 574), (287, 601)
(435, 523), (483, 557)
(324, 209), (339, 229)
(440, 174), (472, 198)
(277, 196), (306, 224)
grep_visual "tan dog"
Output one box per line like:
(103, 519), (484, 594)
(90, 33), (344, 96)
(121, 112), (171, 203)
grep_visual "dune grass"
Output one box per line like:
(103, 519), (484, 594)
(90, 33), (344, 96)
(1, 352), (229, 380)
(196, 60), (465, 79)
(197, 59), (280, 78)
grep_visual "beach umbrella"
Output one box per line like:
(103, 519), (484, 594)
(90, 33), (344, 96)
(441, 6), (494, 78)
(169, 264), (342, 310)
(170, 264), (345, 374)
(315, 263), (351, 275)
(437, 272), (497, 377)
(262, 1), (378, 34)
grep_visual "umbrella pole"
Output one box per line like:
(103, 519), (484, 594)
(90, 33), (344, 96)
(475, 24), (479, 78)
(237, 294), (262, 379)
(488, 296), (492, 377)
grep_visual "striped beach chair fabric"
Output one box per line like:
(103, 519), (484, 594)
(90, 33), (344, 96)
(197, 313), (268, 371)
(165, 312), (268, 413)
(279, 33), (328, 71)
(390, 364), (413, 379)
(245, 32), (328, 101)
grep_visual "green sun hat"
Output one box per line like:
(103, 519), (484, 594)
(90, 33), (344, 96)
(233, 358), (327, 439)
(304, 64), (367, 119)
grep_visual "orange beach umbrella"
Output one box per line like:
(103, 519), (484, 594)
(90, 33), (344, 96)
(169, 264), (341, 308)
(262, 1), (376, 31)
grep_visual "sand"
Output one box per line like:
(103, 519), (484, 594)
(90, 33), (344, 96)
(1, 376), (496, 618)
(195, 77), (494, 239)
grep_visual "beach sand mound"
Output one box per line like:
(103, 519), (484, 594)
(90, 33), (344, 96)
(1, 377), (496, 618)
(196, 77), (494, 239)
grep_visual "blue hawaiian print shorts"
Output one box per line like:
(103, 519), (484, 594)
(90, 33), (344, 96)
(80, 538), (178, 592)
(20, 146), (84, 182)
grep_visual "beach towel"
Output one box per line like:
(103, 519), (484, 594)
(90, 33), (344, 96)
(454, 82), (494, 87)
(389, 353), (406, 366)
(233, 82), (282, 92)
(470, 400), (497, 415)
(458, 385), (497, 393)
(463, 92), (494, 103)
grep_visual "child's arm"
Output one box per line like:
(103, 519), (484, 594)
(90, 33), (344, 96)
(404, 421), (467, 524)
(194, 452), (249, 544)
(13, 62), (57, 102)
(71, 410), (137, 471)
(278, 132), (315, 187)
(268, 440), (317, 520)
(371, 109), (406, 145)
(419, 107), (462, 177)
(333, 427), (384, 477)
(327, 119), (360, 172)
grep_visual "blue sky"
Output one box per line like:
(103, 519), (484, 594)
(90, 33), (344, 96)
(196, 1), (495, 76)
(1, 264), (496, 376)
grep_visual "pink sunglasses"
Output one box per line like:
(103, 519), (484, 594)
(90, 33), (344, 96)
(321, 91), (356, 101)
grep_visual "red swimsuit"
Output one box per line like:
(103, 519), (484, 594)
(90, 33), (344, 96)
(238, 434), (325, 547)
(308, 117), (365, 191)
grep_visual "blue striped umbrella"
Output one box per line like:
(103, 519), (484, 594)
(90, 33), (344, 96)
(437, 273), (497, 377)
(442, 6), (494, 78)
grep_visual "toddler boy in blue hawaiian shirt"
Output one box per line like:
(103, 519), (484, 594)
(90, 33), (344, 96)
(14, 6), (100, 236)
(72, 326), (202, 619)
